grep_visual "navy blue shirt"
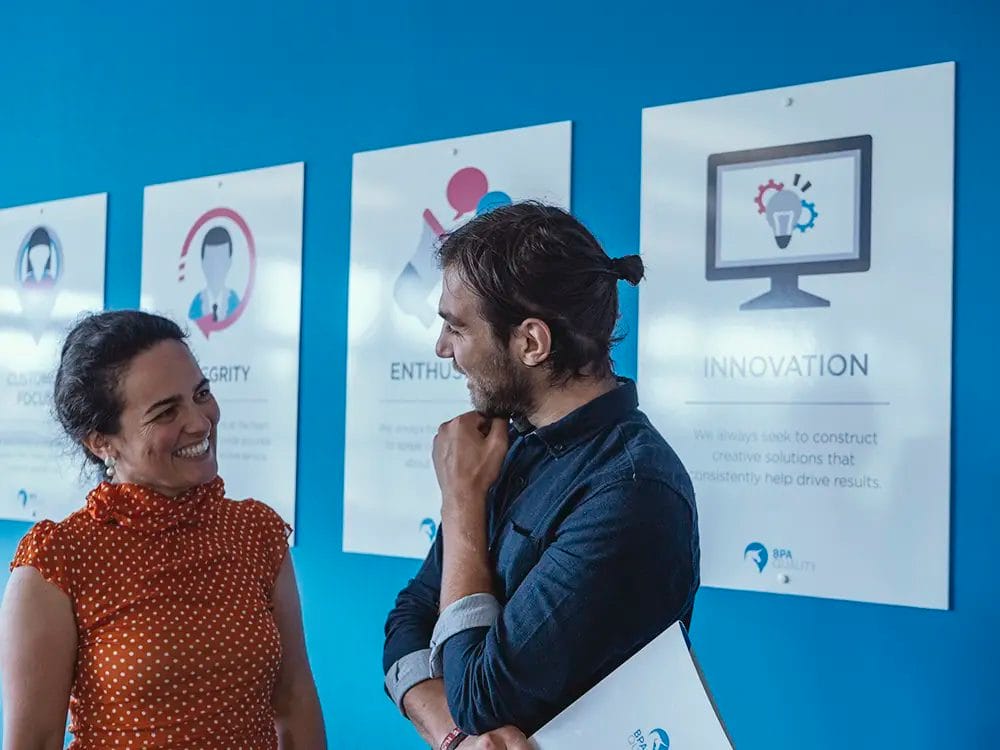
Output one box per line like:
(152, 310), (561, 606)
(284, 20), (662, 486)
(383, 379), (700, 736)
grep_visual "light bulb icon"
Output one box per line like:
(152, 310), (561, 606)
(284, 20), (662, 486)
(765, 189), (801, 248)
(754, 175), (819, 249)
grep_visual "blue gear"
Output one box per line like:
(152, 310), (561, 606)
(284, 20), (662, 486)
(796, 200), (818, 232)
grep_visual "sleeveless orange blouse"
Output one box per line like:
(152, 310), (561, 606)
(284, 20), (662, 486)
(10, 476), (291, 748)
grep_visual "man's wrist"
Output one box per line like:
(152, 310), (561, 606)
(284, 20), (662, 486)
(440, 727), (469, 750)
(441, 488), (488, 517)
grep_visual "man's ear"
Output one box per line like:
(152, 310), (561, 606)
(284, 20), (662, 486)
(511, 318), (552, 367)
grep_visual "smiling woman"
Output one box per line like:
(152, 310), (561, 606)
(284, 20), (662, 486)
(0, 311), (326, 750)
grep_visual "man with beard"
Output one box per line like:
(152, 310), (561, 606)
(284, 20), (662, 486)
(383, 203), (700, 750)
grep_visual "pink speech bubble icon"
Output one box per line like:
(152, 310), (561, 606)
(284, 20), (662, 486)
(447, 167), (489, 219)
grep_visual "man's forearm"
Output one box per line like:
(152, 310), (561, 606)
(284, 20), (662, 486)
(402, 679), (457, 748)
(440, 493), (493, 612)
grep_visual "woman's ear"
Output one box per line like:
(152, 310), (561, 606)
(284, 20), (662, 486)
(82, 432), (112, 463)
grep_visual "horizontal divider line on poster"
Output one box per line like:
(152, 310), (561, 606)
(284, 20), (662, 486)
(683, 401), (892, 406)
(378, 398), (472, 404)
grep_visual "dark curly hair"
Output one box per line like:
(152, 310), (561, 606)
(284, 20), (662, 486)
(53, 310), (187, 471)
(436, 202), (643, 382)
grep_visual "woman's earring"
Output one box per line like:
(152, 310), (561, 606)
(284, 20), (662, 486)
(104, 455), (116, 479)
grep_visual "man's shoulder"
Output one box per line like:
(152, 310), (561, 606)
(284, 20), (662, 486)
(587, 410), (693, 499)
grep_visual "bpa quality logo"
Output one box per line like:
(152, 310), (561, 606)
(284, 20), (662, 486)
(744, 540), (817, 577)
(419, 518), (438, 543)
(16, 488), (38, 518)
(628, 727), (669, 750)
(744, 542), (768, 573)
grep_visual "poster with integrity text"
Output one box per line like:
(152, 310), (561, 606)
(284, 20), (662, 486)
(141, 163), (303, 535)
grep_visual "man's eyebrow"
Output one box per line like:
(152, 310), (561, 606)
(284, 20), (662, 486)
(439, 310), (464, 326)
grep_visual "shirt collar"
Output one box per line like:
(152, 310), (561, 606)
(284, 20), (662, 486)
(86, 476), (225, 535)
(525, 377), (638, 457)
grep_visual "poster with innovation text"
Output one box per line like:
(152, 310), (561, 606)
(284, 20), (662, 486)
(638, 63), (953, 608)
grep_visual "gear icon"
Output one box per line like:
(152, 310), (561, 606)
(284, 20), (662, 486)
(796, 200), (818, 232)
(755, 179), (784, 214)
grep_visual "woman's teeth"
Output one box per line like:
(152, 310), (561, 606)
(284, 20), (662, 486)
(174, 438), (210, 459)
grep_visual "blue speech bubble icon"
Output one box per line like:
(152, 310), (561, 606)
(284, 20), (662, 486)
(476, 191), (512, 216)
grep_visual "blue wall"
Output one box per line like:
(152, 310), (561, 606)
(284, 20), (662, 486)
(1, 2), (996, 747)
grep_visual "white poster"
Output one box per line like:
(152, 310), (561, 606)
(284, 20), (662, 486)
(638, 63), (954, 608)
(141, 163), (303, 534)
(344, 122), (572, 558)
(0, 193), (107, 522)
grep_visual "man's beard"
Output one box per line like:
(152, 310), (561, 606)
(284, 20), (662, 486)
(467, 348), (536, 420)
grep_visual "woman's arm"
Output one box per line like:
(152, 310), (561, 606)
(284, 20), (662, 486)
(0, 566), (76, 750)
(271, 555), (326, 749)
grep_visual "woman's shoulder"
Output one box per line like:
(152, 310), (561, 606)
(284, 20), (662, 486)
(218, 498), (292, 583)
(10, 506), (95, 596)
(16, 506), (96, 550)
(219, 496), (290, 532)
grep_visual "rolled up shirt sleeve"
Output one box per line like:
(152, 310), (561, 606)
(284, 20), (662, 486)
(383, 530), (445, 714)
(384, 648), (434, 711)
(429, 593), (503, 678)
(438, 479), (698, 736)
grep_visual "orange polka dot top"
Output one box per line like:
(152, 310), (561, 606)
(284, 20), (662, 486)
(10, 476), (292, 749)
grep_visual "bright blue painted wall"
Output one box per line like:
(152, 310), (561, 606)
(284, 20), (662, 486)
(0, 2), (996, 746)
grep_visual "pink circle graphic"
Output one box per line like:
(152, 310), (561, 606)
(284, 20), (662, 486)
(180, 207), (256, 339)
(447, 167), (489, 219)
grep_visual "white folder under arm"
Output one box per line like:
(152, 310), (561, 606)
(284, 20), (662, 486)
(530, 622), (734, 749)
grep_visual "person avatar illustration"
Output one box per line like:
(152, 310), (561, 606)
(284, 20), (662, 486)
(188, 226), (241, 324)
(16, 226), (62, 342)
(19, 227), (57, 288)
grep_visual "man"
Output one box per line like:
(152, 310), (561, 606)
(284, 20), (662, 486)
(188, 226), (241, 323)
(383, 203), (700, 750)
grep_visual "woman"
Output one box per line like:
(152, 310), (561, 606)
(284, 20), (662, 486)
(0, 311), (325, 749)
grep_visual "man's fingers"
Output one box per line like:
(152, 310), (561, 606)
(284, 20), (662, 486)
(486, 418), (510, 450)
(504, 727), (531, 750)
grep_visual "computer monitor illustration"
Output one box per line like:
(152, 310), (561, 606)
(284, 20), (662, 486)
(705, 135), (872, 310)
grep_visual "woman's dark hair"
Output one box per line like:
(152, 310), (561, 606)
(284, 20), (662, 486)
(436, 202), (644, 381)
(54, 311), (187, 468)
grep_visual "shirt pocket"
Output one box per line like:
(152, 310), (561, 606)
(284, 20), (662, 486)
(494, 518), (547, 599)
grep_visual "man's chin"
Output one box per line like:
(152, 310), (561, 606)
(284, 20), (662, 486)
(470, 395), (504, 420)
(473, 399), (517, 421)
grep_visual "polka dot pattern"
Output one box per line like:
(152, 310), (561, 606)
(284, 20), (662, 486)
(10, 476), (291, 749)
